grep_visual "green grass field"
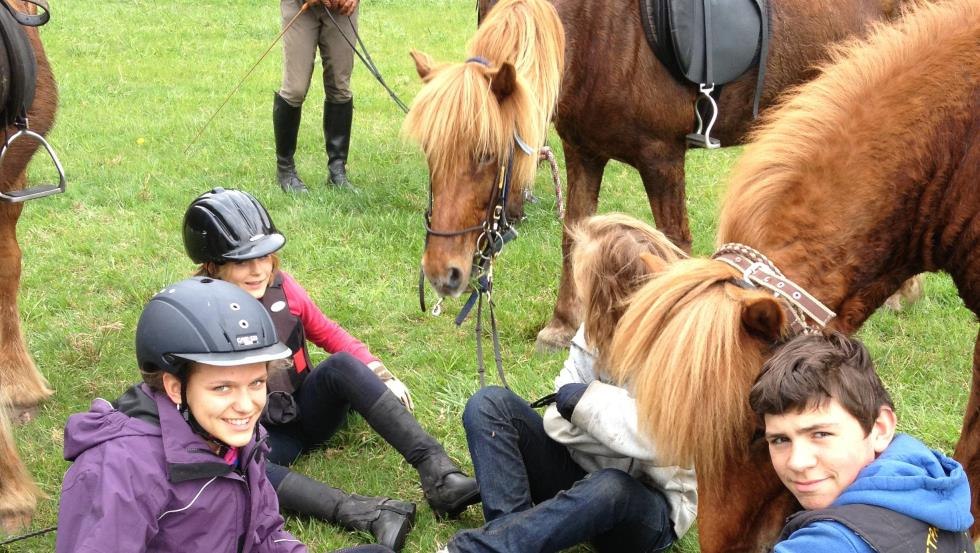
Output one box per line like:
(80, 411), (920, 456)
(3, 0), (975, 551)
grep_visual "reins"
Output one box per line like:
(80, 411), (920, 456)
(419, 134), (525, 388)
(712, 243), (836, 335)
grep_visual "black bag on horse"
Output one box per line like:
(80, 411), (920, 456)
(640, 0), (770, 148)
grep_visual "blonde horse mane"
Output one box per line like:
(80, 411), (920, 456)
(719, 0), (979, 243)
(402, 0), (564, 193)
(606, 259), (782, 479)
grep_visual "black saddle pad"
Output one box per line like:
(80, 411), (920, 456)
(641, 0), (767, 86)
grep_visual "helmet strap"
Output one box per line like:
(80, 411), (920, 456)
(177, 371), (230, 458)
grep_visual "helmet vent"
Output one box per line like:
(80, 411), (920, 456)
(229, 302), (241, 311)
(201, 278), (213, 284)
(238, 319), (250, 329)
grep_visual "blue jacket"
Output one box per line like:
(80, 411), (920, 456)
(775, 433), (974, 553)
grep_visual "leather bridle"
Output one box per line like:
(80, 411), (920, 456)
(712, 243), (836, 336)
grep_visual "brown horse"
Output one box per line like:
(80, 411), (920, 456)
(0, 0), (58, 533)
(403, 0), (564, 298)
(473, 0), (915, 351)
(606, 0), (979, 550)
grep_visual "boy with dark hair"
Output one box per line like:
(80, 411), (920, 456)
(749, 332), (974, 553)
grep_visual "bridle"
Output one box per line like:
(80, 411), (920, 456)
(712, 243), (836, 336)
(417, 60), (536, 386)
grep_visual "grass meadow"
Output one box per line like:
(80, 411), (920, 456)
(3, 0), (975, 551)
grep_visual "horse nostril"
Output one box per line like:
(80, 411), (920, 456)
(447, 266), (464, 290)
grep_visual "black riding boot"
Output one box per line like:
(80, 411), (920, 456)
(273, 93), (308, 193)
(324, 99), (356, 190)
(364, 391), (481, 518)
(275, 470), (416, 552)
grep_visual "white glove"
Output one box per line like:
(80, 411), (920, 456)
(385, 377), (414, 412)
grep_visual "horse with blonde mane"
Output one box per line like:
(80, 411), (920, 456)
(403, 0), (563, 297)
(0, 0), (59, 532)
(605, 0), (979, 550)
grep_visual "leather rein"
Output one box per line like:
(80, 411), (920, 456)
(417, 61), (536, 387)
(712, 243), (836, 336)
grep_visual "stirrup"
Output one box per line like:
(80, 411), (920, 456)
(0, 126), (66, 203)
(686, 83), (721, 150)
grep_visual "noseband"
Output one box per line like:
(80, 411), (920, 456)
(712, 243), (836, 336)
(418, 58), (536, 386)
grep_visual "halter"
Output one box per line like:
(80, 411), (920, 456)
(418, 124), (533, 388)
(712, 243), (836, 335)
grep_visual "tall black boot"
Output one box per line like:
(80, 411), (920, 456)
(364, 391), (481, 519)
(273, 93), (308, 193)
(324, 99), (356, 190)
(275, 470), (416, 552)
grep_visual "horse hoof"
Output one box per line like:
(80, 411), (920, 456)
(535, 323), (575, 353)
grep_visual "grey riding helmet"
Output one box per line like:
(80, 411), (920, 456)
(182, 187), (285, 264)
(136, 277), (290, 376)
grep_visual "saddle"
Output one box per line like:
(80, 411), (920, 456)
(640, 0), (770, 148)
(0, 0), (65, 202)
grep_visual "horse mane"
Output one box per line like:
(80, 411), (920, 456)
(606, 259), (783, 479)
(719, 0), (979, 245)
(402, 0), (563, 193)
(469, 0), (565, 142)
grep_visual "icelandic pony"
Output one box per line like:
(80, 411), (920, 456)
(473, 0), (919, 351)
(606, 0), (980, 550)
(0, 0), (58, 532)
(403, 0), (564, 297)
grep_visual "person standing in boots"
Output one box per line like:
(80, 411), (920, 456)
(183, 188), (481, 551)
(274, 0), (359, 193)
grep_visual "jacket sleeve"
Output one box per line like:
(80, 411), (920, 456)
(55, 447), (168, 553)
(280, 271), (379, 365)
(544, 381), (661, 461)
(774, 521), (873, 553)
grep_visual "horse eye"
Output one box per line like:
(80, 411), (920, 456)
(476, 153), (495, 166)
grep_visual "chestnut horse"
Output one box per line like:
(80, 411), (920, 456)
(475, 0), (915, 351)
(403, 0), (564, 298)
(606, 0), (979, 550)
(0, 0), (58, 533)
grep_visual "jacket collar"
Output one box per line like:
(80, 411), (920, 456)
(118, 384), (266, 483)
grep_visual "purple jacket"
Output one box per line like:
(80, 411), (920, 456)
(56, 384), (307, 553)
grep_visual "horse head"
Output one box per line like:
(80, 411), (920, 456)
(404, 50), (540, 297)
(605, 258), (791, 480)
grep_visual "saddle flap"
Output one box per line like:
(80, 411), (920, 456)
(668, 0), (763, 85)
(0, 2), (35, 127)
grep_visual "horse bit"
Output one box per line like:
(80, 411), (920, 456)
(417, 103), (534, 387)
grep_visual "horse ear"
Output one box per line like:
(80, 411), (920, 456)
(410, 50), (435, 81)
(638, 252), (669, 274)
(489, 62), (518, 101)
(740, 296), (785, 342)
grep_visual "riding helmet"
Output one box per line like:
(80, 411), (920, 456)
(183, 187), (286, 264)
(136, 277), (291, 376)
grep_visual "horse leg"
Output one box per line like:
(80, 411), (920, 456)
(636, 149), (692, 252)
(0, 200), (51, 409)
(954, 331), (980, 539)
(0, 404), (36, 533)
(697, 442), (798, 553)
(535, 140), (607, 352)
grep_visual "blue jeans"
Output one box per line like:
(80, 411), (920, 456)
(450, 386), (675, 553)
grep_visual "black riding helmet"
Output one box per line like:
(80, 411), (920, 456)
(183, 187), (286, 264)
(136, 276), (291, 377)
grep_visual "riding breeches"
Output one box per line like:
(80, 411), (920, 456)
(279, 0), (358, 106)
